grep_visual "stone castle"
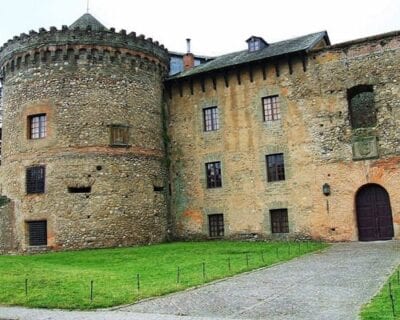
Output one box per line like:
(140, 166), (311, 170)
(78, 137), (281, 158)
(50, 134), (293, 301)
(0, 14), (398, 252)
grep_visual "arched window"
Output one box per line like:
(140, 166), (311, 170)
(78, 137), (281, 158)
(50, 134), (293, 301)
(347, 85), (376, 129)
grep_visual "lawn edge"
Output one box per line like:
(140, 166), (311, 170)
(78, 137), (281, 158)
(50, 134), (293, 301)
(359, 261), (400, 319)
(0, 242), (330, 312)
(107, 244), (331, 312)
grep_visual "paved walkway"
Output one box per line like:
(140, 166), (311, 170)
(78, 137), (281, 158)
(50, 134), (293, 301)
(0, 241), (399, 320)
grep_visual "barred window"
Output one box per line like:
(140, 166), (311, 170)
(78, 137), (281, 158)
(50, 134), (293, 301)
(26, 166), (45, 194)
(209, 214), (224, 237)
(270, 209), (289, 233)
(203, 107), (219, 131)
(262, 96), (280, 122)
(206, 161), (222, 188)
(109, 125), (129, 146)
(27, 220), (47, 246)
(28, 114), (47, 139)
(266, 153), (285, 182)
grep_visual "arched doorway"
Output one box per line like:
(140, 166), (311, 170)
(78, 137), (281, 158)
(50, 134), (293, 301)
(356, 184), (394, 241)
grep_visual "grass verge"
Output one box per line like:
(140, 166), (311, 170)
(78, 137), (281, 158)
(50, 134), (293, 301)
(0, 240), (327, 309)
(361, 266), (400, 320)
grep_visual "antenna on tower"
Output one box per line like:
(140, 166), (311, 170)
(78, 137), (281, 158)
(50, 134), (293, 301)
(86, 0), (90, 13)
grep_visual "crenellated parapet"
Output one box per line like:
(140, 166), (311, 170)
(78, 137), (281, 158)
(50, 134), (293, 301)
(0, 24), (170, 79)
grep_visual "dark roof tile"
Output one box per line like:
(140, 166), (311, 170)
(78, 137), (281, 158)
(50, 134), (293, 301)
(169, 31), (329, 80)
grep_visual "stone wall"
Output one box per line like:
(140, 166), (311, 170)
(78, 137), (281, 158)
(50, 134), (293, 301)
(0, 26), (170, 251)
(0, 197), (16, 253)
(167, 32), (400, 241)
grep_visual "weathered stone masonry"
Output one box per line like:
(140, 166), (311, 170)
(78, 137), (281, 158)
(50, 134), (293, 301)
(0, 13), (399, 252)
(0, 14), (170, 252)
(166, 31), (400, 241)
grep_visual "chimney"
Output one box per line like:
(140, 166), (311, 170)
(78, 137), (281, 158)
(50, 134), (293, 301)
(183, 38), (195, 70)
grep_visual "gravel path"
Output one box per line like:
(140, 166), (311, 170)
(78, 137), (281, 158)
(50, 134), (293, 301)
(0, 241), (399, 320)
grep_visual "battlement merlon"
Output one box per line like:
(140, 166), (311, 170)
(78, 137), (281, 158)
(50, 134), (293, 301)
(0, 15), (169, 69)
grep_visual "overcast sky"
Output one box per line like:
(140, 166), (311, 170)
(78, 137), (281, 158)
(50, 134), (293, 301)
(0, 0), (399, 56)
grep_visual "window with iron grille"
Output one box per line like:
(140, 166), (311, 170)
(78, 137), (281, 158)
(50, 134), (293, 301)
(28, 114), (47, 139)
(266, 153), (285, 182)
(26, 166), (45, 194)
(206, 161), (222, 188)
(270, 209), (289, 233)
(203, 107), (219, 131)
(262, 96), (280, 122)
(27, 220), (47, 246)
(109, 125), (129, 146)
(209, 214), (224, 237)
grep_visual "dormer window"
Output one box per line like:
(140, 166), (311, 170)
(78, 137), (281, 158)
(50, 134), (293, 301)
(246, 36), (268, 52)
(249, 40), (260, 52)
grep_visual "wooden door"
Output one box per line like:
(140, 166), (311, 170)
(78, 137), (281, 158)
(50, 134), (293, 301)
(356, 184), (394, 241)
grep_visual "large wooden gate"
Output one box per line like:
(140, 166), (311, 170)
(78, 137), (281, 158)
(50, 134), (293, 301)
(356, 184), (394, 241)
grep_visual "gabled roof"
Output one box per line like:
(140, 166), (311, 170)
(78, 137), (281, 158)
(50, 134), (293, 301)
(70, 13), (107, 31)
(168, 31), (329, 80)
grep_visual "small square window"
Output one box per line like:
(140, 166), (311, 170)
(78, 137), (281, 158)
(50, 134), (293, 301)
(206, 161), (222, 188)
(270, 209), (289, 233)
(203, 107), (219, 131)
(249, 40), (260, 52)
(27, 220), (47, 246)
(109, 125), (129, 146)
(209, 214), (224, 237)
(266, 153), (285, 182)
(28, 114), (47, 139)
(26, 166), (45, 194)
(262, 96), (280, 122)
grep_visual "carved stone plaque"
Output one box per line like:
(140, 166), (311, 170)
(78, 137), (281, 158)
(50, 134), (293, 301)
(352, 136), (378, 160)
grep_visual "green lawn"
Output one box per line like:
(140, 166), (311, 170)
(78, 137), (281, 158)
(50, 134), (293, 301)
(361, 266), (400, 320)
(0, 241), (327, 309)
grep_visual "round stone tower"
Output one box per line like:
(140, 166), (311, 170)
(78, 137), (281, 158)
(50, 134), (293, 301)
(0, 14), (170, 251)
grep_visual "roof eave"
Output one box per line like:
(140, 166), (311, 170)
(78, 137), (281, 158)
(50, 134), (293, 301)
(166, 49), (307, 82)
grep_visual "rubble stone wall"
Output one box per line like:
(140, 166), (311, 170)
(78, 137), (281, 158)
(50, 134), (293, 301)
(167, 32), (400, 241)
(0, 27), (170, 251)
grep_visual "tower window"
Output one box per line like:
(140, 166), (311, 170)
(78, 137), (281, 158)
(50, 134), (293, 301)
(26, 166), (45, 194)
(109, 124), (129, 146)
(262, 96), (280, 122)
(28, 114), (47, 139)
(208, 214), (224, 237)
(27, 220), (47, 246)
(266, 153), (285, 182)
(68, 186), (91, 193)
(206, 161), (222, 188)
(270, 209), (289, 233)
(203, 107), (219, 131)
(347, 85), (375, 129)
